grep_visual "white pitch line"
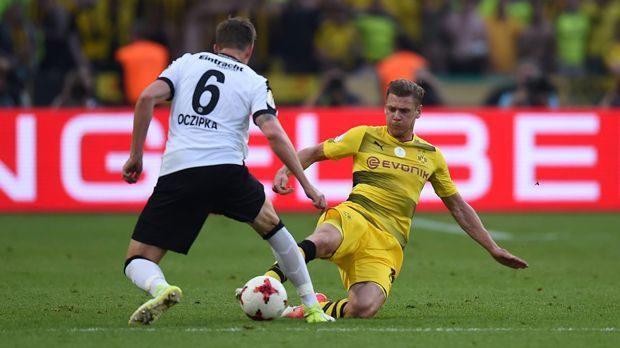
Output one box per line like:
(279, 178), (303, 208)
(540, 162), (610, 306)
(33, 327), (619, 333)
(413, 218), (560, 241)
(413, 217), (514, 241)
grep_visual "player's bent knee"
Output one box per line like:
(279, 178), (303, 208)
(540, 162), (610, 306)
(346, 300), (380, 319)
(346, 283), (384, 318)
(307, 224), (342, 258)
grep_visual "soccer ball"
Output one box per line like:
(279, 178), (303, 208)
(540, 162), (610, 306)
(238, 276), (288, 321)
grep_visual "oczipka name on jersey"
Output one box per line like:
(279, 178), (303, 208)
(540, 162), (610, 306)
(177, 113), (218, 129)
(199, 55), (243, 72)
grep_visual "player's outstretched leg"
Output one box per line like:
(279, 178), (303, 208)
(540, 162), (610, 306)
(262, 224), (332, 323)
(251, 200), (331, 323)
(264, 240), (317, 283)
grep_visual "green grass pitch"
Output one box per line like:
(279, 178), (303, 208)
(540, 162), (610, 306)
(1, 212), (618, 347)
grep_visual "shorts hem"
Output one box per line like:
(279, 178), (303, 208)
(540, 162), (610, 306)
(131, 235), (190, 255)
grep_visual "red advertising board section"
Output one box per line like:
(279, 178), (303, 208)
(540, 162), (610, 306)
(1, 108), (619, 212)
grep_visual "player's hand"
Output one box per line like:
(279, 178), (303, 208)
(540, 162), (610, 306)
(272, 167), (294, 195)
(490, 247), (528, 269)
(303, 185), (327, 211)
(122, 156), (143, 184)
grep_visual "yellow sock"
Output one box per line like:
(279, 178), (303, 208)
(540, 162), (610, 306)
(264, 269), (282, 282)
(322, 298), (348, 319)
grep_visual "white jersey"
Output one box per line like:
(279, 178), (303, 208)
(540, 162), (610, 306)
(157, 52), (277, 176)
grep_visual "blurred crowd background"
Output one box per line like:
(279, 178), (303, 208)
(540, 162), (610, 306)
(1, 0), (620, 109)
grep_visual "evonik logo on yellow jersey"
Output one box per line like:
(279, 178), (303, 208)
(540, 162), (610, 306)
(366, 156), (430, 179)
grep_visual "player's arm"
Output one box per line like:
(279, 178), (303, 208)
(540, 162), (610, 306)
(272, 143), (327, 195)
(441, 193), (528, 269)
(122, 80), (171, 184)
(272, 126), (365, 195)
(296, 144), (328, 169)
(256, 113), (326, 210)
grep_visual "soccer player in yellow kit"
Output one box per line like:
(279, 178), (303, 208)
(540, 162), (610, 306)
(266, 79), (528, 319)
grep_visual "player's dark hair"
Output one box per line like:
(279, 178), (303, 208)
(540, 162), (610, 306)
(386, 79), (425, 105)
(215, 17), (256, 50)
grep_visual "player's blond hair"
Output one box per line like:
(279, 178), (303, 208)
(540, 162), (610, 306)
(386, 79), (425, 105)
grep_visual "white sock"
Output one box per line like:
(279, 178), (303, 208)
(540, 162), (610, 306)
(124, 258), (170, 297)
(266, 226), (318, 307)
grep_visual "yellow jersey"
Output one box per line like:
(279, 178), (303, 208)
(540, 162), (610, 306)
(323, 125), (458, 248)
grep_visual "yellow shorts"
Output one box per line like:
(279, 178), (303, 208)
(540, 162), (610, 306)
(317, 201), (404, 297)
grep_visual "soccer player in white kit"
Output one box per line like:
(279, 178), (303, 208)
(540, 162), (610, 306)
(121, 17), (334, 325)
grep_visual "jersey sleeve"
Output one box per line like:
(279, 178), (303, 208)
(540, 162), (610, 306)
(251, 78), (277, 124)
(429, 149), (459, 198)
(323, 126), (367, 160)
(158, 53), (190, 101)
